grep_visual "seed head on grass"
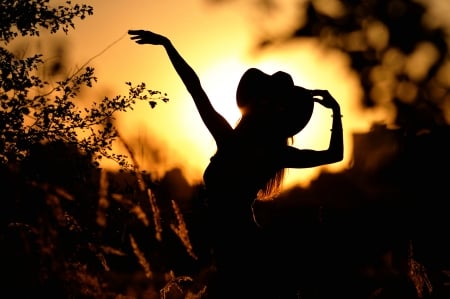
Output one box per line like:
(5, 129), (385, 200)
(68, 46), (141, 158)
(408, 240), (432, 298)
(170, 199), (197, 260)
(129, 234), (153, 279)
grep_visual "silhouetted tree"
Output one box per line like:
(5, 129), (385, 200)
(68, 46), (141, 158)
(210, 0), (450, 134)
(0, 3), (176, 296)
(0, 0), (168, 168)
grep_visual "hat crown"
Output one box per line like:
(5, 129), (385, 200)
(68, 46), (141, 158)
(236, 68), (314, 136)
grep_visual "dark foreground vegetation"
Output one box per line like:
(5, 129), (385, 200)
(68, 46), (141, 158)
(1, 125), (450, 299)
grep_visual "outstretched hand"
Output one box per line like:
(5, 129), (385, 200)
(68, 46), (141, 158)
(312, 90), (340, 110)
(128, 30), (168, 45)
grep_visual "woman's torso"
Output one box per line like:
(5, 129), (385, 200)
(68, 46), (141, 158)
(203, 135), (285, 220)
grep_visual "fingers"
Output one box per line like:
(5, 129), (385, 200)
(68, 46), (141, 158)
(310, 89), (339, 109)
(128, 30), (149, 44)
(129, 36), (144, 44)
(128, 29), (146, 35)
(313, 90), (334, 102)
(312, 89), (329, 97)
(128, 30), (150, 41)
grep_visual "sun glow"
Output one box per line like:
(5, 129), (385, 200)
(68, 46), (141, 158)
(107, 37), (360, 189)
(200, 59), (247, 127)
(71, 0), (365, 190)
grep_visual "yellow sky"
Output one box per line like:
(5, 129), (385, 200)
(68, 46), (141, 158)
(23, 0), (389, 188)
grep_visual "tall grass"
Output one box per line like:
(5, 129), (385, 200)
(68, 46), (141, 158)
(1, 140), (207, 298)
(2, 139), (449, 298)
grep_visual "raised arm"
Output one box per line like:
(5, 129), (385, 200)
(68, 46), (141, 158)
(282, 89), (343, 168)
(128, 30), (233, 144)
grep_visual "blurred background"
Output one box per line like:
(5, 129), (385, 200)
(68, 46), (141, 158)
(11, 0), (449, 189)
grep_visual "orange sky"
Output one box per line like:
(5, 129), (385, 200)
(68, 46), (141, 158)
(15, 0), (400, 188)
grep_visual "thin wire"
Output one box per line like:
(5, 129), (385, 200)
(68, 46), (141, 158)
(38, 31), (129, 97)
(71, 31), (128, 78)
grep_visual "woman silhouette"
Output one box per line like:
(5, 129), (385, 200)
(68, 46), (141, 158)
(128, 30), (343, 299)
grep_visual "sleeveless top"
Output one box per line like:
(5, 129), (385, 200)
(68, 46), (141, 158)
(202, 135), (283, 228)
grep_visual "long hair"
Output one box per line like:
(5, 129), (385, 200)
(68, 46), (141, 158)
(256, 136), (293, 200)
(257, 168), (286, 200)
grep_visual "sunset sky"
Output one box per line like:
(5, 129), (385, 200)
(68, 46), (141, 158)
(12, 0), (449, 189)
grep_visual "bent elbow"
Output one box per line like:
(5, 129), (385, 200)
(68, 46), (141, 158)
(328, 149), (343, 164)
(337, 148), (344, 161)
(335, 150), (344, 162)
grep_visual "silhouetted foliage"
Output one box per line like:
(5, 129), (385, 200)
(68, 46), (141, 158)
(0, 3), (187, 297)
(305, 1), (448, 131)
(0, 0), (169, 168)
(0, 140), (207, 298)
(245, 0), (450, 133)
(0, 0), (93, 43)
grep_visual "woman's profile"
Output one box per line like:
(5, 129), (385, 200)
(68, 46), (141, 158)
(128, 29), (343, 299)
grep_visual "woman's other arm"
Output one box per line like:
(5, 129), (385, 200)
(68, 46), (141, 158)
(282, 90), (343, 168)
